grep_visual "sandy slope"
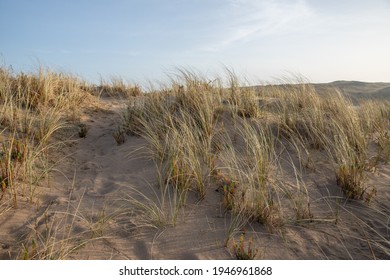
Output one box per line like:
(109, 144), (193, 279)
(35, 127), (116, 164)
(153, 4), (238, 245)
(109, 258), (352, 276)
(0, 95), (389, 260)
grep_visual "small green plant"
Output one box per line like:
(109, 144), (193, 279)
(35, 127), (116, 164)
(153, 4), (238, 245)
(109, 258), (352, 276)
(232, 233), (258, 260)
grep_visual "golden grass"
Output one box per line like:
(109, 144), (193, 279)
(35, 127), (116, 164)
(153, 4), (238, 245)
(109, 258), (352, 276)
(1, 64), (389, 259)
(119, 70), (386, 203)
(117, 70), (389, 259)
(98, 76), (142, 98)
(0, 66), (93, 208)
(19, 189), (107, 260)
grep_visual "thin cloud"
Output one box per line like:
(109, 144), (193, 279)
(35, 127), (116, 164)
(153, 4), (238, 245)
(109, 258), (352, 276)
(198, 0), (314, 52)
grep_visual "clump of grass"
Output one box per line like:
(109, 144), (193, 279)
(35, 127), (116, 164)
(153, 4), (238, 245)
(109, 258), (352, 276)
(225, 69), (260, 118)
(118, 158), (199, 228)
(323, 91), (367, 154)
(120, 103), (144, 136)
(117, 184), (170, 229)
(0, 136), (27, 206)
(309, 92), (371, 201)
(359, 100), (390, 163)
(271, 82), (327, 150)
(99, 76), (142, 98)
(232, 233), (258, 260)
(324, 118), (372, 201)
(218, 119), (281, 231)
(334, 140), (365, 198)
(33, 106), (67, 145)
(224, 210), (249, 247)
(161, 111), (211, 200)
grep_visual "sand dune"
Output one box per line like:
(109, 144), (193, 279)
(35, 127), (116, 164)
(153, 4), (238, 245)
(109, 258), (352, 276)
(0, 75), (389, 260)
(314, 81), (390, 100)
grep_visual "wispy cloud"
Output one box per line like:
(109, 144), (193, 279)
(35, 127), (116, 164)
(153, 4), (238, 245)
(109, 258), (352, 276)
(198, 0), (314, 52)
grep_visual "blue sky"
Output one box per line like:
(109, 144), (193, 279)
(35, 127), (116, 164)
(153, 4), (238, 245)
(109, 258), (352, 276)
(1, 0), (389, 84)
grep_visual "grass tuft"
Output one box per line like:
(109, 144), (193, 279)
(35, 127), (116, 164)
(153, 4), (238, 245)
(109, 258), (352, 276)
(232, 233), (258, 260)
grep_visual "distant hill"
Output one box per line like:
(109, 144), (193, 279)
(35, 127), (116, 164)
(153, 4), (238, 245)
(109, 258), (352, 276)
(313, 81), (390, 100)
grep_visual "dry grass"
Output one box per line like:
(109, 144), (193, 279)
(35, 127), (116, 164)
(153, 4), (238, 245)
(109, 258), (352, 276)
(217, 119), (281, 231)
(0, 65), (107, 259)
(19, 190), (108, 260)
(1, 64), (389, 259)
(232, 233), (259, 260)
(117, 70), (389, 258)
(120, 73), (386, 198)
(98, 76), (142, 98)
(360, 100), (390, 163)
(0, 66), (93, 207)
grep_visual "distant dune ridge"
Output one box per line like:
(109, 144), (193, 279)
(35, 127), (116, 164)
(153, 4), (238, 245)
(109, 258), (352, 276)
(314, 81), (390, 100)
(251, 81), (390, 102)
